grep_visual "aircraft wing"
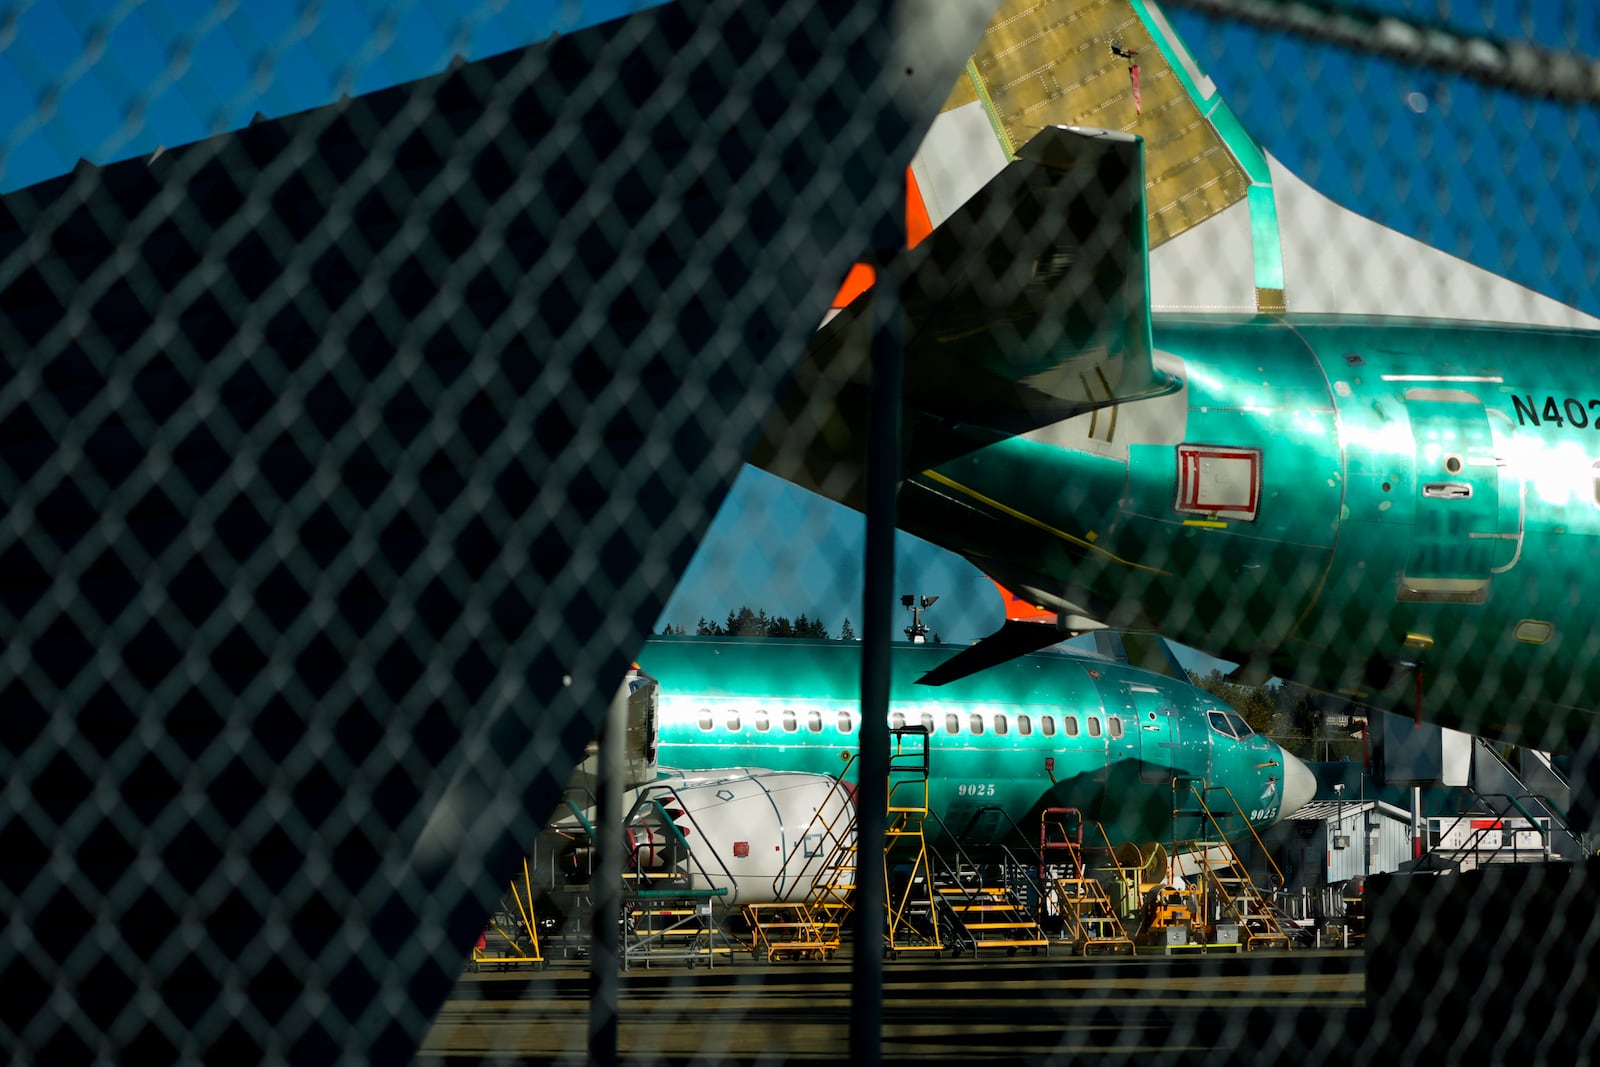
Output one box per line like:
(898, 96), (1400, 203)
(753, 124), (1179, 504)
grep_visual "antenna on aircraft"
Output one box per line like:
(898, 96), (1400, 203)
(901, 594), (939, 643)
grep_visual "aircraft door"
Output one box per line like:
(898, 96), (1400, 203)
(1399, 390), (1509, 603)
(1125, 683), (1185, 784)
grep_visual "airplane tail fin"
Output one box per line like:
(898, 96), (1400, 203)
(754, 124), (1178, 506)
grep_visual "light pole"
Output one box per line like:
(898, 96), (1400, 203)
(901, 594), (938, 643)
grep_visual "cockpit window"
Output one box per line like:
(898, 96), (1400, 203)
(1207, 710), (1255, 739)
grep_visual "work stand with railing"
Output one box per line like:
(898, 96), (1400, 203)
(933, 854), (1050, 959)
(1170, 777), (1293, 952)
(1417, 790), (1582, 873)
(922, 804), (1049, 958)
(1040, 808), (1135, 956)
(618, 789), (736, 969)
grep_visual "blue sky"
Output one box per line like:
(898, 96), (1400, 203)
(3, 1), (1595, 663)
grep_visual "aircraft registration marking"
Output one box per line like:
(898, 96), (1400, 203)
(1509, 395), (1600, 429)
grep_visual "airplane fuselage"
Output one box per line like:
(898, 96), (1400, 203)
(904, 314), (1600, 747)
(641, 635), (1313, 850)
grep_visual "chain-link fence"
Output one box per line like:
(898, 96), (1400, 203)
(3, 1), (1599, 1064)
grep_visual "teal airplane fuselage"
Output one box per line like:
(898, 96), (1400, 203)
(639, 635), (1314, 850)
(905, 314), (1600, 747)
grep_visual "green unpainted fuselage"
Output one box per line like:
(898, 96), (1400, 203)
(904, 314), (1600, 747)
(641, 635), (1307, 851)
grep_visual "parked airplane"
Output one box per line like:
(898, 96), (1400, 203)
(635, 635), (1317, 857)
(547, 669), (858, 907)
(753, 1), (1600, 752)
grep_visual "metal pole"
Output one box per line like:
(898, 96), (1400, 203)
(588, 677), (629, 1067)
(851, 258), (902, 1067)
(1412, 785), (1423, 860)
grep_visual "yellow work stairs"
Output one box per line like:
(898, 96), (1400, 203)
(744, 755), (858, 960)
(471, 858), (547, 971)
(936, 883), (1049, 957)
(1172, 778), (1293, 951)
(1040, 808), (1135, 956)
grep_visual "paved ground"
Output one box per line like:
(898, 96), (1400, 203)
(419, 946), (1366, 1065)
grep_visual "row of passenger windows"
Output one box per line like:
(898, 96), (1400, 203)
(692, 708), (1123, 740)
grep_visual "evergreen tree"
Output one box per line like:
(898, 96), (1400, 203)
(793, 613), (829, 639)
(839, 617), (857, 641)
(726, 606), (764, 637)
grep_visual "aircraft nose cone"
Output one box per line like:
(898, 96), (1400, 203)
(1278, 745), (1316, 821)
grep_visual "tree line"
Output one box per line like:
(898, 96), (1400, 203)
(660, 605), (856, 641)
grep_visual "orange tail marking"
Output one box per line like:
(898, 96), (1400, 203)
(828, 167), (935, 308)
(990, 578), (1055, 623)
(831, 261), (877, 309)
(905, 166), (933, 249)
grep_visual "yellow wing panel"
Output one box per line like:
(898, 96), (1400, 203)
(958, 0), (1249, 247)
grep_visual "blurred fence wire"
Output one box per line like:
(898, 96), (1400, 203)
(2, 1), (1599, 1064)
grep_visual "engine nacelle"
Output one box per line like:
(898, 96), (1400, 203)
(622, 768), (855, 907)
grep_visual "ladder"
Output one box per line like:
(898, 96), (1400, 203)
(884, 726), (941, 956)
(1172, 778), (1292, 951)
(1039, 808), (1134, 956)
(471, 857), (547, 971)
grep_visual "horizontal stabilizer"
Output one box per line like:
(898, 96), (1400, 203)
(755, 125), (1178, 507)
(918, 619), (1067, 687)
